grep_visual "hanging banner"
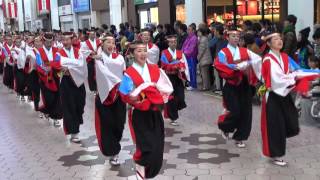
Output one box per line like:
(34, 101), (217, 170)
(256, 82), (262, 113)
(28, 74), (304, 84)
(38, 0), (50, 15)
(7, 2), (17, 18)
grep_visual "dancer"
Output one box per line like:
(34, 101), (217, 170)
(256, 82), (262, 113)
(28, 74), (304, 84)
(81, 28), (101, 93)
(119, 41), (173, 179)
(214, 29), (262, 148)
(160, 35), (189, 126)
(260, 32), (320, 166)
(141, 29), (160, 65)
(35, 32), (62, 126)
(95, 34), (126, 165)
(52, 32), (90, 143)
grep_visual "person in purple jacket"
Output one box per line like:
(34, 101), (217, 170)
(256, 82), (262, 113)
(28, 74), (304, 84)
(182, 24), (198, 90)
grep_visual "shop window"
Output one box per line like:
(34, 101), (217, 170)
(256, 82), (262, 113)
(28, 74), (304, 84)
(176, 4), (186, 23)
(206, 0), (281, 25)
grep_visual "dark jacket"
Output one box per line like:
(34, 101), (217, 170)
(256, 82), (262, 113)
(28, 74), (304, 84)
(283, 27), (298, 58)
(177, 32), (188, 50)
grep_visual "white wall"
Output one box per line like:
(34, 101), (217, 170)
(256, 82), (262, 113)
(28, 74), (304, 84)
(109, 0), (122, 26)
(0, 9), (4, 32)
(50, 0), (60, 30)
(17, 0), (24, 31)
(288, 0), (314, 36)
(185, 0), (203, 26)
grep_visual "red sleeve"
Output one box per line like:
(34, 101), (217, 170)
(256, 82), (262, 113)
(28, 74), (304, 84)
(119, 92), (151, 111)
(214, 57), (239, 80)
(36, 65), (47, 76)
(262, 59), (271, 89)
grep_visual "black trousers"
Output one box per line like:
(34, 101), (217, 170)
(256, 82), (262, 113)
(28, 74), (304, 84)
(166, 74), (187, 121)
(3, 64), (14, 89)
(218, 79), (253, 141)
(132, 109), (164, 179)
(28, 71), (40, 111)
(0, 62), (3, 74)
(95, 95), (126, 156)
(87, 61), (97, 91)
(15, 69), (30, 96)
(39, 79), (62, 119)
(261, 92), (299, 158)
(60, 76), (86, 135)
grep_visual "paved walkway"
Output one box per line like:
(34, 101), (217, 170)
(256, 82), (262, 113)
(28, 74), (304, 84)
(0, 82), (320, 180)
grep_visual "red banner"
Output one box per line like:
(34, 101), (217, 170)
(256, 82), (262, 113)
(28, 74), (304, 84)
(7, 2), (17, 18)
(38, 0), (50, 14)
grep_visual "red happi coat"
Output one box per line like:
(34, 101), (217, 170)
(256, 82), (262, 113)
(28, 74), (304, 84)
(85, 39), (102, 63)
(214, 47), (258, 86)
(101, 53), (123, 106)
(37, 47), (59, 91)
(3, 43), (14, 64)
(122, 64), (163, 111)
(161, 49), (187, 80)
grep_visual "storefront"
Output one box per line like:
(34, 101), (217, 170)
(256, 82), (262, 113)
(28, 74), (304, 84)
(73, 0), (91, 29)
(37, 0), (51, 30)
(58, 0), (73, 31)
(206, 0), (281, 26)
(134, 0), (159, 28)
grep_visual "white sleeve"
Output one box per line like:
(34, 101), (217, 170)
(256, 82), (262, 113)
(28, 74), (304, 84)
(95, 60), (122, 102)
(248, 49), (262, 80)
(17, 50), (26, 69)
(156, 69), (174, 103)
(269, 59), (296, 97)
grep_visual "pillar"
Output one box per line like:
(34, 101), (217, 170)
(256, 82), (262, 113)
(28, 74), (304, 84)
(185, 0), (204, 26)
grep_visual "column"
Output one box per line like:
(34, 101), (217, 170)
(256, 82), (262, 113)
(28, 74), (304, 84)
(17, 0), (24, 31)
(158, 0), (171, 25)
(109, 0), (122, 26)
(50, 0), (60, 30)
(0, 6), (4, 31)
(185, 0), (203, 26)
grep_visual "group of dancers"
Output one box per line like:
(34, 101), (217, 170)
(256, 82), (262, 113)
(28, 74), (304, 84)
(0, 26), (319, 180)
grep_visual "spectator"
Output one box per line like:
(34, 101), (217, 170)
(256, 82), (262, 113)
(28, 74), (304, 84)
(313, 27), (320, 57)
(282, 14), (298, 58)
(242, 20), (253, 32)
(197, 26), (212, 91)
(243, 33), (263, 56)
(300, 55), (320, 125)
(182, 24), (198, 90)
(127, 26), (135, 42)
(177, 24), (188, 50)
(119, 31), (127, 53)
(210, 23), (227, 93)
(164, 24), (175, 36)
(297, 27), (313, 69)
(154, 24), (167, 52)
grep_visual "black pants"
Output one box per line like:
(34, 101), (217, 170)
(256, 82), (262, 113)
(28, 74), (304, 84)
(218, 79), (253, 141)
(60, 76), (86, 135)
(15, 69), (29, 96)
(261, 92), (299, 158)
(87, 61), (97, 91)
(95, 95), (126, 156)
(0, 62), (3, 74)
(132, 109), (164, 179)
(3, 64), (14, 89)
(28, 71), (40, 111)
(39, 79), (62, 119)
(166, 74), (187, 121)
